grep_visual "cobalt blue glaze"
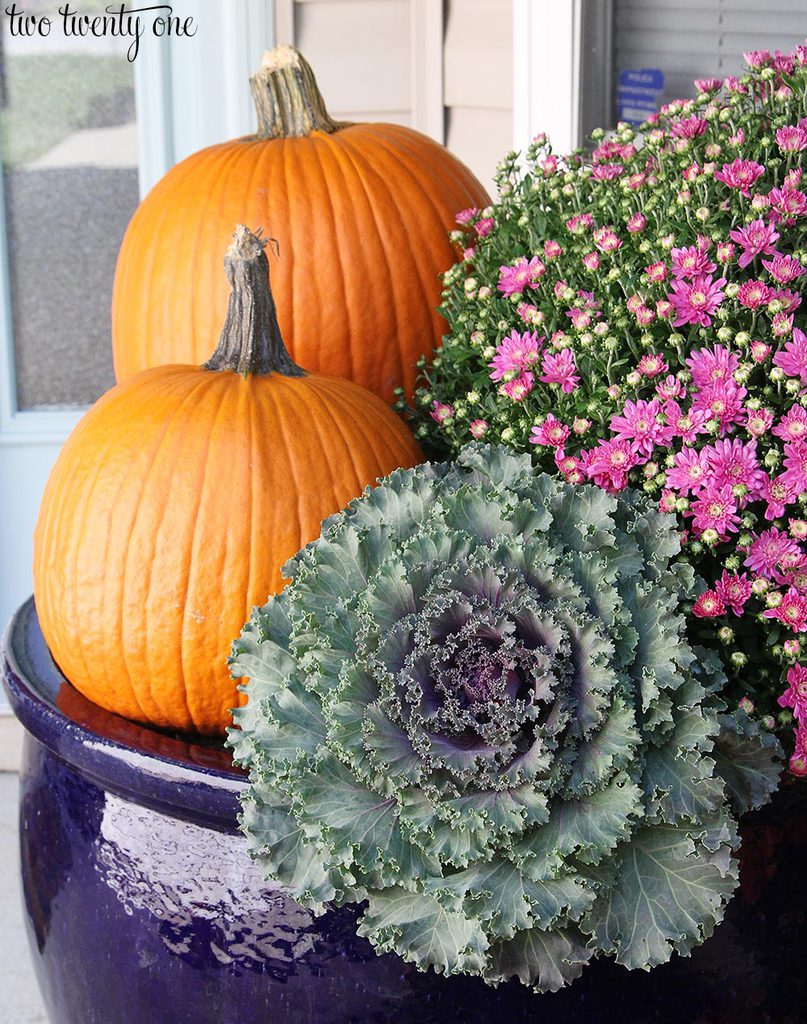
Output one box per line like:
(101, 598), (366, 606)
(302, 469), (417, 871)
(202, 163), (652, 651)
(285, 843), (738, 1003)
(4, 597), (807, 1024)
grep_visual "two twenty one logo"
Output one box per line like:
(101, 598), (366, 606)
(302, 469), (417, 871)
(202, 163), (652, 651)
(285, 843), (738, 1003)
(3, 3), (197, 62)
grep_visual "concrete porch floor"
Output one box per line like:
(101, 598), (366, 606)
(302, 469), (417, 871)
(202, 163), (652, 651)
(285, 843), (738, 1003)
(0, 771), (46, 1023)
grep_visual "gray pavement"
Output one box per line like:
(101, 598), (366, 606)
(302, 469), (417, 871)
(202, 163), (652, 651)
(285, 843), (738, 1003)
(0, 772), (46, 1024)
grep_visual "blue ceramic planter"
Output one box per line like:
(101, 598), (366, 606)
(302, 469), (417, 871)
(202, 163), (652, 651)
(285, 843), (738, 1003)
(4, 597), (807, 1024)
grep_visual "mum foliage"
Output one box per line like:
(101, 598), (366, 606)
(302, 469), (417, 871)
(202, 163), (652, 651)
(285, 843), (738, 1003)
(409, 45), (807, 770)
(228, 446), (780, 992)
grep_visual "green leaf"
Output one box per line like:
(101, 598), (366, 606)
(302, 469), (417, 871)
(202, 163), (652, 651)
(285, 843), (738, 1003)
(296, 755), (438, 886)
(516, 772), (644, 875)
(431, 857), (594, 939)
(585, 819), (739, 970)
(239, 791), (357, 909)
(358, 888), (489, 976)
(485, 926), (593, 993)
(713, 712), (783, 815)
(565, 694), (640, 795)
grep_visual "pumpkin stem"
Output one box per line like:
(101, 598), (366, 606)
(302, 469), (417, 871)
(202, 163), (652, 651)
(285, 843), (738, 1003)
(249, 45), (347, 139)
(204, 225), (305, 378)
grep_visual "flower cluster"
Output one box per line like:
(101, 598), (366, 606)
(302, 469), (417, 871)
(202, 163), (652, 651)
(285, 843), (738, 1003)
(228, 447), (780, 992)
(410, 44), (807, 770)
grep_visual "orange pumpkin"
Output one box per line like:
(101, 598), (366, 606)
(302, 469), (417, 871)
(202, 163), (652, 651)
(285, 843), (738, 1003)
(112, 45), (489, 403)
(35, 226), (422, 735)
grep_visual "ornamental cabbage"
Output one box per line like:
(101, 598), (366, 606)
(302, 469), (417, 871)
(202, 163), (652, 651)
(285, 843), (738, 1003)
(228, 445), (780, 992)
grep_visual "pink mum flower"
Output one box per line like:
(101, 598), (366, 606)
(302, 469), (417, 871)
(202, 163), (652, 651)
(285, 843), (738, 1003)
(773, 327), (807, 385)
(661, 401), (709, 444)
(692, 381), (747, 432)
(776, 125), (807, 152)
(693, 591), (726, 618)
(671, 116), (707, 139)
(715, 159), (765, 196)
(497, 256), (545, 296)
(581, 251), (600, 271)
(637, 353), (668, 378)
(745, 407), (774, 438)
(566, 308), (594, 330)
(762, 473), (799, 520)
(555, 448), (583, 483)
(668, 275), (726, 327)
(581, 438), (638, 493)
(778, 663), (807, 713)
(737, 279), (773, 309)
(746, 527), (803, 576)
(530, 414), (570, 448)
(539, 349), (579, 393)
(609, 398), (665, 455)
(544, 239), (562, 259)
(517, 302), (543, 326)
(744, 49), (771, 69)
(566, 212), (594, 233)
(670, 245), (717, 279)
(767, 187), (807, 225)
(771, 288), (802, 314)
(782, 440), (807, 492)
(469, 419), (488, 439)
(691, 485), (741, 537)
(430, 401), (454, 425)
(695, 77), (721, 93)
(593, 226), (622, 253)
(773, 405), (807, 442)
(729, 218), (779, 268)
(762, 253), (807, 284)
(772, 312), (795, 338)
(656, 375), (686, 401)
(475, 217), (494, 237)
(644, 261), (668, 282)
(455, 207), (478, 225)
(627, 212), (647, 233)
(488, 329), (543, 381)
(592, 164), (624, 181)
(750, 340), (772, 363)
(715, 571), (752, 615)
(764, 588), (807, 632)
(500, 373), (534, 402)
(716, 241), (736, 263)
(666, 447), (709, 494)
(687, 344), (739, 388)
(705, 437), (766, 497)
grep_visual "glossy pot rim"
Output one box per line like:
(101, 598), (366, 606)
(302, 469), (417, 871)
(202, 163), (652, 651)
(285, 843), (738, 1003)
(2, 597), (246, 829)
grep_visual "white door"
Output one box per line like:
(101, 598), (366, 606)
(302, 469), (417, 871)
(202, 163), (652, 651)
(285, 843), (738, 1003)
(0, 1), (274, 743)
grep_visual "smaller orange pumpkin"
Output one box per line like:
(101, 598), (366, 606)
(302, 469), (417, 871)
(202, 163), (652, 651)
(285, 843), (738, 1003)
(34, 226), (423, 735)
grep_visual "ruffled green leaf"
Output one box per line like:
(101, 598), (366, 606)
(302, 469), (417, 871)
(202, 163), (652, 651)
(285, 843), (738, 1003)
(585, 819), (738, 969)
(713, 712), (783, 815)
(358, 888), (489, 976)
(485, 926), (593, 993)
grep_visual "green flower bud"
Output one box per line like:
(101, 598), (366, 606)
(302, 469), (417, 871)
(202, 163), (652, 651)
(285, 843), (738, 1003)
(717, 627), (734, 644)
(731, 651), (748, 667)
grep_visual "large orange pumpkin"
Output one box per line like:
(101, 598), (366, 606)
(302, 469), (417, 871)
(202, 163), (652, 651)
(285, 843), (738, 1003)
(35, 226), (422, 735)
(112, 45), (489, 403)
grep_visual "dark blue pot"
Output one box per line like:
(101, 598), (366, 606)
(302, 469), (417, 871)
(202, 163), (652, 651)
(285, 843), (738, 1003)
(4, 597), (807, 1024)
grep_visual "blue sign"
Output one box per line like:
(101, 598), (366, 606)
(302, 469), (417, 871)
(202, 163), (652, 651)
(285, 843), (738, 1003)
(617, 68), (665, 125)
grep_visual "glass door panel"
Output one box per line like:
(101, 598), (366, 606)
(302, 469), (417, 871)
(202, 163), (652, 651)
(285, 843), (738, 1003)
(1, 0), (140, 410)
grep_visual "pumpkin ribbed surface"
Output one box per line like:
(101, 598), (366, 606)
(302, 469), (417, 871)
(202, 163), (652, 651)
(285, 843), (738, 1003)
(113, 120), (488, 403)
(34, 365), (422, 735)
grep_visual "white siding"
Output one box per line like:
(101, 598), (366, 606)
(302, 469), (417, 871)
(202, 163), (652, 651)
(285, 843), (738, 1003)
(445, 0), (513, 195)
(276, 0), (515, 193)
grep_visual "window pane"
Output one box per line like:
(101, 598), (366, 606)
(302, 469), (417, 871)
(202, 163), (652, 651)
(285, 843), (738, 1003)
(2, 5), (139, 410)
